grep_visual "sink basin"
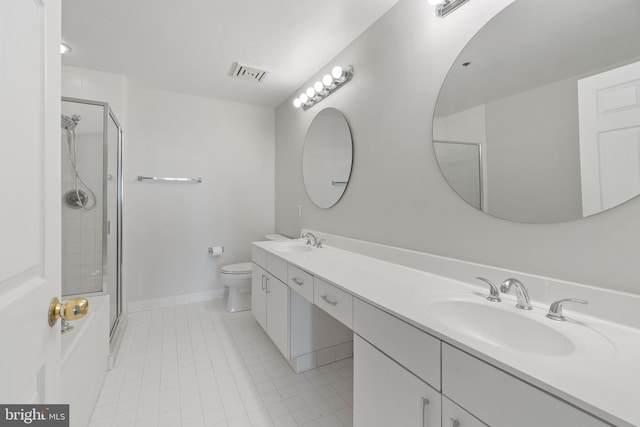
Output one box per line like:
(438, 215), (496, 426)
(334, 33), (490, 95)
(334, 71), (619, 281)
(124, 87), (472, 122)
(273, 242), (315, 253)
(427, 300), (576, 356)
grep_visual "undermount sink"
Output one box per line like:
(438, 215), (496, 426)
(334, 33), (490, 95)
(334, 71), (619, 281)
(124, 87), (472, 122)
(427, 300), (576, 356)
(273, 242), (315, 253)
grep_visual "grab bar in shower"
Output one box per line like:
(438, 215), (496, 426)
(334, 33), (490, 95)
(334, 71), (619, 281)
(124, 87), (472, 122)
(137, 175), (203, 183)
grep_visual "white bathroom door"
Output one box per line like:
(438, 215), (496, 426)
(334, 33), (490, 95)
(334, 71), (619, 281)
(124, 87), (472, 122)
(578, 60), (640, 216)
(0, 0), (62, 404)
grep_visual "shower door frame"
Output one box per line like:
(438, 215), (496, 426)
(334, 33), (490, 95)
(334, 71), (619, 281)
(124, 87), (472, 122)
(61, 97), (123, 338)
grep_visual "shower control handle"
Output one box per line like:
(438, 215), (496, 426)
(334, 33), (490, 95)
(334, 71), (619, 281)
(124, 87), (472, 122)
(48, 297), (89, 327)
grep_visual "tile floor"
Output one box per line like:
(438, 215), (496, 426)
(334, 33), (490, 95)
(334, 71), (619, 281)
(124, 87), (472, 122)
(88, 300), (354, 427)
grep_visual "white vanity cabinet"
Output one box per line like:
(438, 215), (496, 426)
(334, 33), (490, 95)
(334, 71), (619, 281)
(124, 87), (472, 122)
(251, 265), (267, 330)
(265, 273), (289, 357)
(353, 298), (442, 427)
(354, 336), (441, 427)
(253, 240), (635, 427)
(251, 246), (353, 371)
(251, 264), (289, 357)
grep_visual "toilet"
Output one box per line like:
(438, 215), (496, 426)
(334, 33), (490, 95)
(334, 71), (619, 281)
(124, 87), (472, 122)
(221, 234), (288, 313)
(220, 262), (253, 312)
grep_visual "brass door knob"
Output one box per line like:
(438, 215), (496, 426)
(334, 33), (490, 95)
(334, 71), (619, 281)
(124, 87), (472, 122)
(48, 297), (89, 327)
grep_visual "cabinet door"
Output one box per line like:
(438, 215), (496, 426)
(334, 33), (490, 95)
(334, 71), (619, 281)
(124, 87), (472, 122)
(251, 264), (267, 330)
(266, 274), (289, 358)
(354, 336), (441, 427)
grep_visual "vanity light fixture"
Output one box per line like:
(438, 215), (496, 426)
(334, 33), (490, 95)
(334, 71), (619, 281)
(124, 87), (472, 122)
(60, 42), (72, 54)
(292, 65), (354, 111)
(429, 0), (471, 18)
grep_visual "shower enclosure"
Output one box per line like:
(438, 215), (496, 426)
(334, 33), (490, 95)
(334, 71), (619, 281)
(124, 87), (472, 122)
(61, 97), (123, 337)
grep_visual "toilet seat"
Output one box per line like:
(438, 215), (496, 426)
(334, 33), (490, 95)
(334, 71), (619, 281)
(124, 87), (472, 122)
(221, 262), (252, 276)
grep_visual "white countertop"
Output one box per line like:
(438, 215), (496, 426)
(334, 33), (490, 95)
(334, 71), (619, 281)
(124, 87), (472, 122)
(254, 239), (640, 427)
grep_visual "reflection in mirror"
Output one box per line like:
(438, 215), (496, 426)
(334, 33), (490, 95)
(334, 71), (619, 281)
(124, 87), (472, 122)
(303, 108), (353, 208)
(433, 0), (640, 223)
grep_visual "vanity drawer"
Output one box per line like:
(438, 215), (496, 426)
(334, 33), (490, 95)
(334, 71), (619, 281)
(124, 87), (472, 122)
(442, 397), (487, 427)
(288, 265), (314, 303)
(314, 278), (353, 328)
(442, 343), (608, 427)
(266, 253), (287, 283)
(251, 246), (267, 269)
(353, 298), (441, 390)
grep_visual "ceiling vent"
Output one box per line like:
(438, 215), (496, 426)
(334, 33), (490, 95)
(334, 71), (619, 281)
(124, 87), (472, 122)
(230, 62), (268, 83)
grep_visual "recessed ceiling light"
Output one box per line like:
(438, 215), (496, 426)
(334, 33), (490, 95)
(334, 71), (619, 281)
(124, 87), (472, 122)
(60, 43), (72, 54)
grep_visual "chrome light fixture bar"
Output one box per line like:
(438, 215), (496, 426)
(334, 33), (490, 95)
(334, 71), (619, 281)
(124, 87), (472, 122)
(431, 0), (471, 18)
(293, 65), (354, 111)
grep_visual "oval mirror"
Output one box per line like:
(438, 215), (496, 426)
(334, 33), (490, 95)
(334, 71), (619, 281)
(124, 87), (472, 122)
(303, 108), (353, 208)
(433, 0), (640, 223)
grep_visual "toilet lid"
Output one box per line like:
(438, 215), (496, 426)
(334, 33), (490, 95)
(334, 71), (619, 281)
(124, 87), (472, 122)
(221, 262), (252, 275)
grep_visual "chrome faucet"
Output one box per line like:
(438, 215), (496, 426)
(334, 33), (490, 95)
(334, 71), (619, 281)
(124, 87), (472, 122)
(546, 298), (588, 321)
(500, 278), (532, 310)
(476, 277), (501, 302)
(301, 232), (318, 247)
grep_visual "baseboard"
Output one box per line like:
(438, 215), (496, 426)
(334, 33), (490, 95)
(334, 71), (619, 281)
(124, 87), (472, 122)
(128, 289), (226, 313)
(287, 341), (353, 373)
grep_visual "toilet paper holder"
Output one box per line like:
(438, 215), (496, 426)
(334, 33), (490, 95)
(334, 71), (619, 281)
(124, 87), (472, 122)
(208, 246), (225, 256)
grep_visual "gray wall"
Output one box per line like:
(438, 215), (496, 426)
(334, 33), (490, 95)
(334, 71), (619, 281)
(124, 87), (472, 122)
(485, 77), (582, 223)
(274, 0), (640, 294)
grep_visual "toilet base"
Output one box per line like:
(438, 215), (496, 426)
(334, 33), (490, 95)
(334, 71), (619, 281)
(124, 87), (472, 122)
(226, 285), (251, 312)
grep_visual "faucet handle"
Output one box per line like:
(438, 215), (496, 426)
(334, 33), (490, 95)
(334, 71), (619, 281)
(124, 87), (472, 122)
(476, 277), (501, 302)
(316, 239), (326, 248)
(546, 298), (588, 321)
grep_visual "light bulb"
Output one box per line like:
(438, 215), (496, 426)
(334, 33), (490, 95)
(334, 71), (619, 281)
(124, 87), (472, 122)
(331, 66), (343, 79)
(428, 0), (446, 5)
(299, 93), (309, 104)
(314, 81), (324, 93)
(293, 98), (302, 108)
(306, 87), (316, 98)
(322, 74), (333, 87)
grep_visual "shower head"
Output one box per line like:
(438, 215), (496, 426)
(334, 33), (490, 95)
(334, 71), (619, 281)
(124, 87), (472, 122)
(61, 114), (81, 131)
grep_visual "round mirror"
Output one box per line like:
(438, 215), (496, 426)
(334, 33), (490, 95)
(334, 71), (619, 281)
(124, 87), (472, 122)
(433, 0), (640, 223)
(303, 108), (353, 208)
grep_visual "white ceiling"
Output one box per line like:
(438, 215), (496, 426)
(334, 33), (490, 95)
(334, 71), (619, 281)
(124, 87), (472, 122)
(61, 0), (400, 108)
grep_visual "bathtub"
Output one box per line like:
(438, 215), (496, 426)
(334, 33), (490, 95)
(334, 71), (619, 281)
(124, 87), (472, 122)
(61, 295), (110, 427)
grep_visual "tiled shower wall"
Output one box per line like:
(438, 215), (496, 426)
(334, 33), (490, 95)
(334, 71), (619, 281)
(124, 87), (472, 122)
(61, 116), (103, 295)
(61, 66), (126, 296)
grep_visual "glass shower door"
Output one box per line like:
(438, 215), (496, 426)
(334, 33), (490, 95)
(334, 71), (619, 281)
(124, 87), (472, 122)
(106, 111), (122, 334)
(61, 98), (123, 337)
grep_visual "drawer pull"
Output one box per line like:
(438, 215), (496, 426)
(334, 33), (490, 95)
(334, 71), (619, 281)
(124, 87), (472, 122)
(422, 397), (430, 427)
(321, 295), (338, 306)
(266, 277), (270, 294)
(292, 277), (304, 286)
(261, 274), (266, 291)
(450, 419), (460, 427)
